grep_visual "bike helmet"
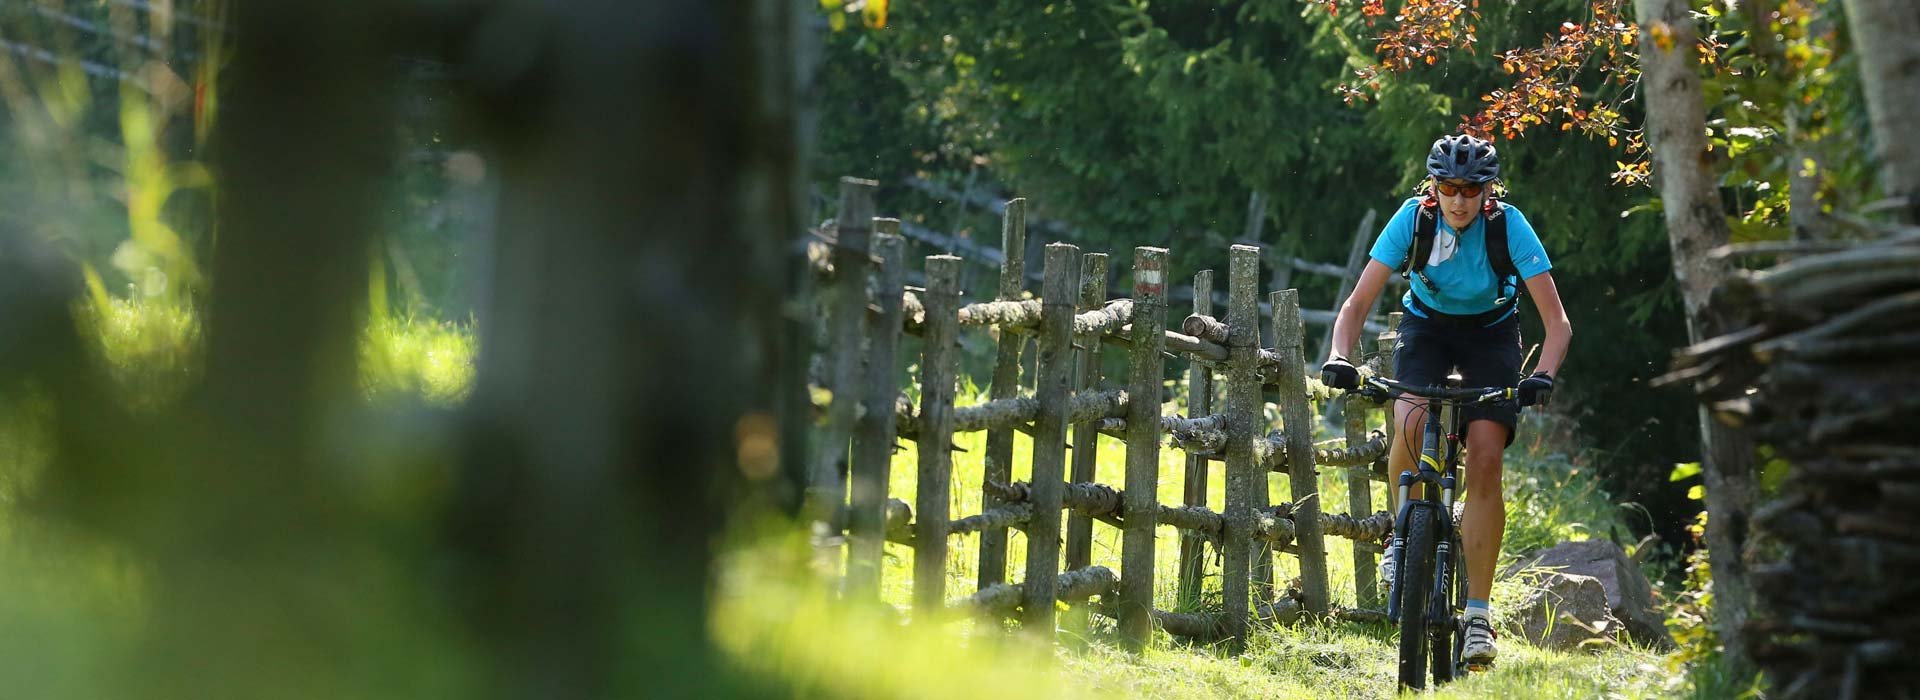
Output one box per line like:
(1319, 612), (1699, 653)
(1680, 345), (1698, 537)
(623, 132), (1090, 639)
(1426, 134), (1501, 183)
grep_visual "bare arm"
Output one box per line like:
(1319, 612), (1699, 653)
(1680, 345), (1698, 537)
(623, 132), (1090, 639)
(1523, 272), (1572, 376)
(1326, 261), (1398, 363)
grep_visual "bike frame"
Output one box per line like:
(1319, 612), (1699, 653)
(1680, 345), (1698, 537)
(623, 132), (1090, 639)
(1362, 374), (1515, 685)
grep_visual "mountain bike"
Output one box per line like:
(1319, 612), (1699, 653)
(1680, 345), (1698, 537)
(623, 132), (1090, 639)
(1351, 373), (1517, 691)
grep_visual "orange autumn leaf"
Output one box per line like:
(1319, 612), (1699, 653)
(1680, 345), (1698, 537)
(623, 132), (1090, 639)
(1649, 21), (1675, 52)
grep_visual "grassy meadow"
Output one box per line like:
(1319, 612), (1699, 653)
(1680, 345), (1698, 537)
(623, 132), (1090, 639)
(0, 296), (1710, 698)
(714, 374), (1699, 699)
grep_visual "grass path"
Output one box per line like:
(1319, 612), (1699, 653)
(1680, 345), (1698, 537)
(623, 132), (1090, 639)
(715, 387), (1680, 698)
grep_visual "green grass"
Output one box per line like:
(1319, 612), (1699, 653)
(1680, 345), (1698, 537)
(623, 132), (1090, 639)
(716, 382), (1679, 698)
(29, 296), (1695, 697)
(359, 313), (478, 405)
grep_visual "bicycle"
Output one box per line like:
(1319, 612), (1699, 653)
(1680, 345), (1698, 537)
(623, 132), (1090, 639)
(1350, 373), (1518, 691)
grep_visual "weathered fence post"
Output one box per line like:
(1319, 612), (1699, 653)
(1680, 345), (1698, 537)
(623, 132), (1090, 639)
(1274, 289), (1330, 614)
(1023, 243), (1081, 640)
(1344, 378), (1378, 609)
(1120, 247), (1169, 651)
(816, 177), (877, 521)
(1252, 292), (1288, 603)
(1222, 245), (1262, 653)
(1067, 253), (1110, 574)
(1063, 251), (1108, 644)
(847, 223), (905, 599)
(980, 199), (1027, 593)
(915, 255), (963, 618)
(1178, 270), (1215, 610)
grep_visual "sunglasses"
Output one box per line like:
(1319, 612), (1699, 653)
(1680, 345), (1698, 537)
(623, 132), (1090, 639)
(1434, 179), (1486, 198)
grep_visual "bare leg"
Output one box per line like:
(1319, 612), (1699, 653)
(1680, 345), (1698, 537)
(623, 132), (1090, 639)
(1388, 399), (1431, 501)
(1461, 420), (1508, 601)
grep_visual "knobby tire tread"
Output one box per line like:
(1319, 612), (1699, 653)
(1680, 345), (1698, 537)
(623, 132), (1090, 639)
(1396, 506), (1437, 690)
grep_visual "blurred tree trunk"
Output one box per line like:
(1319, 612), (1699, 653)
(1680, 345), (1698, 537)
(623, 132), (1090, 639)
(1841, 0), (1920, 224)
(1635, 0), (1759, 676)
(445, 1), (789, 697)
(51, 1), (405, 696)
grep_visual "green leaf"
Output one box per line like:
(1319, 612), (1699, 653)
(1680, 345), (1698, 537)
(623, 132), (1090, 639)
(1687, 484), (1705, 500)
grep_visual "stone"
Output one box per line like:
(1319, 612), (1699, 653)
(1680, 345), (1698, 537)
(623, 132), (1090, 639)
(1503, 540), (1675, 650)
(1506, 571), (1622, 652)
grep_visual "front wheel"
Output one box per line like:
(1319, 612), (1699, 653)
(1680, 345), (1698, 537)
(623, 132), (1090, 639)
(1396, 506), (1437, 690)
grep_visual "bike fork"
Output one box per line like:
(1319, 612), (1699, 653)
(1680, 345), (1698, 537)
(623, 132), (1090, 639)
(1385, 470), (1414, 623)
(1427, 474), (1459, 625)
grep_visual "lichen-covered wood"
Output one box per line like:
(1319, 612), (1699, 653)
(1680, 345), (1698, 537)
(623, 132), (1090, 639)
(957, 298), (1042, 327)
(1075, 299), (1135, 337)
(981, 209), (1024, 591)
(1162, 327), (1230, 362)
(914, 255), (962, 617)
(1272, 289), (1329, 614)
(884, 499), (914, 547)
(1169, 414), (1228, 454)
(1252, 509), (1295, 547)
(1120, 247), (1169, 650)
(947, 504), (1034, 536)
(1059, 565), (1120, 603)
(966, 583), (1023, 617)
(893, 388), (1128, 440)
(1181, 312), (1229, 344)
(813, 178), (876, 520)
(1345, 378), (1380, 607)
(1022, 243), (1080, 639)
(962, 566), (1119, 619)
(1321, 511), (1394, 542)
(1221, 245), (1262, 653)
(848, 228), (906, 598)
(1158, 504), (1225, 539)
(1252, 432), (1389, 471)
(984, 480), (1123, 527)
(1068, 253), (1111, 576)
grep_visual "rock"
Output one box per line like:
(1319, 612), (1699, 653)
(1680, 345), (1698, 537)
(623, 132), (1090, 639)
(1507, 571), (1623, 652)
(1502, 540), (1675, 650)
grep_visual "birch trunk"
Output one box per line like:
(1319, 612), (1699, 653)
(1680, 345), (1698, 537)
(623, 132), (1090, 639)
(1841, 0), (1920, 223)
(1637, 0), (1759, 674)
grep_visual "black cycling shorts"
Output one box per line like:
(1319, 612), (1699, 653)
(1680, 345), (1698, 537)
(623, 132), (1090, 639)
(1392, 310), (1523, 446)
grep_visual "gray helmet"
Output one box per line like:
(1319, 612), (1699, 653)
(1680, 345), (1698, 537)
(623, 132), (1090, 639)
(1426, 134), (1500, 183)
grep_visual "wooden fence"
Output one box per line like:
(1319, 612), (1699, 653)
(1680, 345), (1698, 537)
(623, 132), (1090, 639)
(818, 177), (1403, 654)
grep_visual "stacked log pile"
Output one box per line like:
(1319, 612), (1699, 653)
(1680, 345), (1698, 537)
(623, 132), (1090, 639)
(1662, 229), (1920, 697)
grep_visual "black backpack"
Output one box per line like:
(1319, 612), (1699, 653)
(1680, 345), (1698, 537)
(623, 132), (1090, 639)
(1402, 197), (1522, 308)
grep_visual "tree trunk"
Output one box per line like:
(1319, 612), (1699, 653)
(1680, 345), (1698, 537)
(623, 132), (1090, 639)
(1841, 0), (1920, 224)
(447, 1), (784, 696)
(1636, 0), (1760, 675)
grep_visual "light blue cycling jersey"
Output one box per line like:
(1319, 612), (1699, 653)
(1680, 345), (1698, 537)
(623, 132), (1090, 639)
(1367, 197), (1553, 324)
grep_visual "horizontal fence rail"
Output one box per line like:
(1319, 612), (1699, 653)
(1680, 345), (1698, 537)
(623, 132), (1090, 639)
(817, 186), (1416, 655)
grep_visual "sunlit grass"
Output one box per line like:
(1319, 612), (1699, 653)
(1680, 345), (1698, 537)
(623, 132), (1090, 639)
(717, 379), (1671, 698)
(82, 291), (201, 412)
(360, 314), (477, 406)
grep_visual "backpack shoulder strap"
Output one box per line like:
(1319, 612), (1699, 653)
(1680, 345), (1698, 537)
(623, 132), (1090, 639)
(1482, 199), (1518, 282)
(1406, 198), (1439, 275)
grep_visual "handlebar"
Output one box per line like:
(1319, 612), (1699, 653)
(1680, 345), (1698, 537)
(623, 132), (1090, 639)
(1351, 375), (1516, 406)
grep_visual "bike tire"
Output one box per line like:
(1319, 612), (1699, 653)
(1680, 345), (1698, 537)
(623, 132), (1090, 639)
(1396, 506), (1437, 690)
